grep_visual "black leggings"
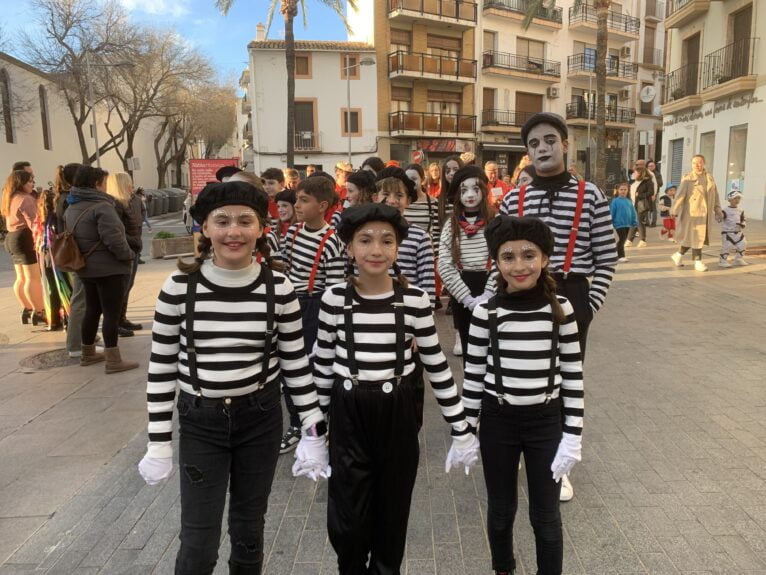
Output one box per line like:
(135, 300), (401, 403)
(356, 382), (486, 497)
(81, 274), (128, 348)
(616, 228), (630, 258)
(679, 246), (702, 260)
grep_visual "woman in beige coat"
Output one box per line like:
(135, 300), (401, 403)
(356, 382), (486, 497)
(670, 155), (722, 272)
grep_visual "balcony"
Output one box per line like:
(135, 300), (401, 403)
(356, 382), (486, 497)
(482, 50), (560, 82)
(645, 0), (665, 21)
(389, 111), (476, 137)
(482, 0), (562, 30)
(701, 38), (758, 101)
(480, 109), (536, 132)
(568, 4), (640, 41)
(294, 131), (321, 152)
(567, 53), (638, 85)
(662, 63), (703, 114)
(565, 102), (636, 127)
(388, 0), (477, 29)
(641, 47), (664, 68)
(665, 0), (709, 29)
(389, 51), (476, 84)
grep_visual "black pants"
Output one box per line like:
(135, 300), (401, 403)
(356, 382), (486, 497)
(636, 209), (652, 241)
(120, 252), (140, 321)
(615, 228), (630, 259)
(80, 274), (127, 348)
(553, 275), (592, 360)
(175, 385), (282, 575)
(327, 373), (420, 575)
(451, 270), (489, 360)
(480, 396), (563, 575)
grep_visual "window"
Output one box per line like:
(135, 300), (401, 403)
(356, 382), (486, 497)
(39, 85), (51, 150)
(483, 31), (497, 53)
(295, 53), (312, 78)
(726, 124), (747, 191)
(427, 35), (461, 59)
(391, 29), (412, 53)
(517, 38), (545, 62)
(341, 108), (361, 136)
(427, 89), (460, 115)
(294, 99), (316, 135)
(390, 86), (411, 113)
(341, 54), (359, 80)
(1, 69), (14, 144)
(700, 131), (715, 171)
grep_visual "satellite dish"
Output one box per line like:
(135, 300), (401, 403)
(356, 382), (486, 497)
(640, 85), (657, 103)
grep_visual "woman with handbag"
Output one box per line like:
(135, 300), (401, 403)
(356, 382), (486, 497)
(625, 166), (654, 248)
(64, 166), (137, 372)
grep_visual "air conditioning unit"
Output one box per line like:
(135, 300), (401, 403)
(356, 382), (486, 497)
(618, 88), (631, 100)
(620, 46), (632, 59)
(546, 86), (560, 99)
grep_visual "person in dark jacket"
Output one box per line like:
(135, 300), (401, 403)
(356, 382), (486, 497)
(106, 172), (143, 336)
(65, 166), (138, 373)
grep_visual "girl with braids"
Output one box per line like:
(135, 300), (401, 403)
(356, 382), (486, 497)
(313, 203), (478, 575)
(462, 215), (584, 575)
(437, 165), (496, 359)
(138, 181), (329, 574)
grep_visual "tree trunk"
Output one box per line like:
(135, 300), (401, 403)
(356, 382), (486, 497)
(594, 0), (609, 192)
(284, 2), (297, 168)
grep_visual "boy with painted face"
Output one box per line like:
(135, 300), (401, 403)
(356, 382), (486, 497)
(499, 112), (616, 502)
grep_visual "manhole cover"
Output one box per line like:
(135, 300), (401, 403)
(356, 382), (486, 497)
(19, 349), (78, 371)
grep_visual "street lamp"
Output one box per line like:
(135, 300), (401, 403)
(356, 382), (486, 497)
(344, 56), (375, 166)
(84, 52), (134, 167)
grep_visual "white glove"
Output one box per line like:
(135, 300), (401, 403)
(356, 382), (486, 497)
(474, 290), (493, 307)
(461, 295), (477, 310)
(138, 455), (173, 486)
(292, 435), (331, 482)
(445, 433), (480, 475)
(551, 433), (582, 482)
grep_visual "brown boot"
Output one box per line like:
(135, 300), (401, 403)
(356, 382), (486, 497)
(80, 343), (105, 366)
(104, 346), (139, 374)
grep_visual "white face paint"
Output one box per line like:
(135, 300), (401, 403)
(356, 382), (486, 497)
(459, 177), (482, 209)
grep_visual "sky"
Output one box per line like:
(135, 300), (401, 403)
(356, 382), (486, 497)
(2, 0), (350, 82)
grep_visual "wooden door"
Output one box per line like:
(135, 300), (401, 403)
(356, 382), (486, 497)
(515, 92), (543, 126)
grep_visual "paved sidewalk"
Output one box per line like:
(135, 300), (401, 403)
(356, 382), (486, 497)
(1, 221), (765, 574)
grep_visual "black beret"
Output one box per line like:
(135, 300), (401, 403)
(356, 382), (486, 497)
(275, 189), (296, 205)
(376, 166), (418, 203)
(484, 215), (555, 259)
(336, 204), (409, 245)
(448, 165), (489, 200)
(190, 181), (269, 223)
(521, 112), (568, 147)
(215, 165), (242, 182)
(346, 169), (377, 192)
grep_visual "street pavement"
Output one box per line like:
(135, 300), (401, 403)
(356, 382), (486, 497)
(0, 216), (765, 575)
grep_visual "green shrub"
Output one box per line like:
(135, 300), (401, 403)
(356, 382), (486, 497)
(154, 231), (176, 239)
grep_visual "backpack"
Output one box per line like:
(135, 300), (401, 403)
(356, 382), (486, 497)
(51, 203), (102, 272)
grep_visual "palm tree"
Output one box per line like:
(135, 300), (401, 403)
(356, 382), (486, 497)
(216, 0), (355, 168)
(523, 0), (610, 190)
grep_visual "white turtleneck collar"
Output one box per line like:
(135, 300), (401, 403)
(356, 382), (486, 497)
(200, 258), (261, 287)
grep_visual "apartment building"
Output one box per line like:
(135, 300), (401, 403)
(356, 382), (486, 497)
(244, 26), (378, 173)
(661, 0), (763, 219)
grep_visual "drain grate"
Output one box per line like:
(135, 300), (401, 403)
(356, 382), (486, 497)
(19, 348), (78, 371)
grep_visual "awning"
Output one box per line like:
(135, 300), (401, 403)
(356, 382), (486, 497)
(481, 143), (527, 151)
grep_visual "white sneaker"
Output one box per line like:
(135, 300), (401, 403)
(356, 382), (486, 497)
(671, 252), (684, 267)
(624, 240), (633, 248)
(694, 260), (708, 272)
(669, 237), (677, 243)
(734, 257), (750, 266)
(718, 259), (732, 268)
(560, 474), (574, 502)
(617, 257), (629, 263)
(453, 332), (462, 356)
(637, 240), (647, 248)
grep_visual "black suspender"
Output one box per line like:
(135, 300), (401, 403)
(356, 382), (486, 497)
(184, 265), (276, 397)
(486, 295), (559, 405)
(343, 280), (405, 385)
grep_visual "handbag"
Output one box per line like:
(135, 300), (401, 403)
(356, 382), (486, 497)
(51, 204), (102, 272)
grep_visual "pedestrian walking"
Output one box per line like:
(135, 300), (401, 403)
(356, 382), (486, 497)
(658, 184), (677, 242)
(610, 182), (639, 262)
(718, 189), (749, 268)
(137, 181), (329, 574)
(626, 166), (654, 248)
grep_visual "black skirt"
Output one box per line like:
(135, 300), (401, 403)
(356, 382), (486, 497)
(5, 228), (37, 265)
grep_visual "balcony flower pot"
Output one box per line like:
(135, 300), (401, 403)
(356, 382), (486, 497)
(151, 232), (195, 259)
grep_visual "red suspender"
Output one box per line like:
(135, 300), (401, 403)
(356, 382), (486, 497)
(517, 184), (527, 216)
(563, 180), (586, 275)
(288, 222), (335, 294)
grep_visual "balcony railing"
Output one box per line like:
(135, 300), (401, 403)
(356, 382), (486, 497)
(389, 111), (476, 135)
(565, 102), (636, 123)
(664, 62), (701, 101)
(482, 0), (562, 23)
(294, 131), (321, 151)
(389, 50), (477, 80)
(482, 50), (561, 77)
(645, 0), (665, 19)
(481, 109), (537, 127)
(389, 0), (477, 23)
(642, 47), (664, 67)
(665, 0), (692, 18)
(568, 4), (640, 35)
(567, 53), (638, 80)
(701, 38), (757, 91)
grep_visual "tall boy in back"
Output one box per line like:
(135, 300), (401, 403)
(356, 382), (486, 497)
(279, 176), (345, 452)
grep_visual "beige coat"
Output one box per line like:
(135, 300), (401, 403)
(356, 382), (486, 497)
(671, 171), (722, 248)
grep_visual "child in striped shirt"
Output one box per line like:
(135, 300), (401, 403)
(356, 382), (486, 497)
(463, 215), (584, 575)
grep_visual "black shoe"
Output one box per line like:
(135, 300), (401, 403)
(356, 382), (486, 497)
(47, 323), (64, 332)
(118, 326), (135, 337)
(280, 426), (301, 454)
(120, 320), (143, 331)
(21, 308), (32, 325)
(31, 311), (46, 326)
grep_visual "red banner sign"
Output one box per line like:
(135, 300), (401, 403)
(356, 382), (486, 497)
(189, 158), (239, 196)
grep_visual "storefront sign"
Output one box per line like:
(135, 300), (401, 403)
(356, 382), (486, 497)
(663, 94), (764, 127)
(417, 139), (474, 153)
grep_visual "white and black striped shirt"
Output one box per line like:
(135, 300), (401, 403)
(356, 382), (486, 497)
(397, 224), (436, 307)
(145, 261), (324, 459)
(404, 196), (440, 246)
(499, 174), (617, 312)
(313, 282), (470, 437)
(437, 217), (496, 303)
(463, 292), (584, 435)
(282, 222), (345, 294)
